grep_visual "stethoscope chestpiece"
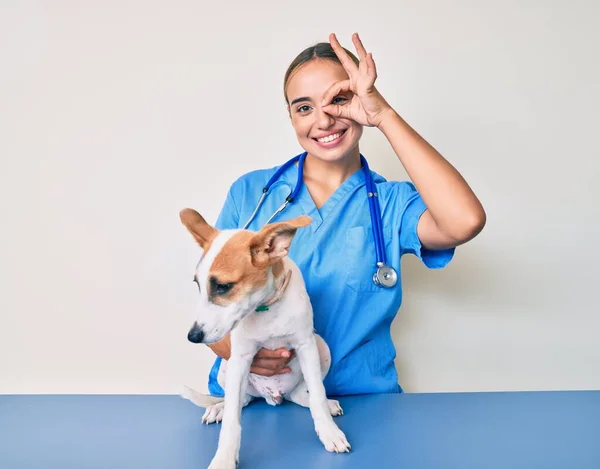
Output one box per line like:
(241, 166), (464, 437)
(373, 263), (398, 288)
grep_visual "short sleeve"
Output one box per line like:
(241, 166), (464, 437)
(214, 184), (241, 230)
(398, 182), (455, 269)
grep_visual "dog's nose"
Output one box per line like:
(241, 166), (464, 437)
(187, 323), (204, 343)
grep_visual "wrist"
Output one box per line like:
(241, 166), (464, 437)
(206, 336), (231, 360)
(375, 107), (401, 131)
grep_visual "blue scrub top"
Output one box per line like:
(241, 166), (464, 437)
(208, 154), (455, 397)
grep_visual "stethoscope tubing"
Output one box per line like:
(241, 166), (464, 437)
(241, 151), (396, 287)
(361, 155), (386, 266)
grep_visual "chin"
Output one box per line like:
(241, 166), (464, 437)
(312, 143), (359, 163)
(311, 148), (350, 163)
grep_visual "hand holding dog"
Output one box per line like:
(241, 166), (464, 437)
(251, 348), (295, 376)
(209, 334), (294, 376)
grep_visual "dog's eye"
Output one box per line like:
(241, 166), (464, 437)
(215, 283), (234, 295)
(210, 277), (234, 296)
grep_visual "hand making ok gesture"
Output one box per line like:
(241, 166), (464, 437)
(321, 33), (395, 128)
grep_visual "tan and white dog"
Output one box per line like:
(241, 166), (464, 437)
(179, 208), (350, 469)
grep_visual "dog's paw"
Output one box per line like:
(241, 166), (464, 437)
(207, 451), (238, 469)
(328, 399), (343, 416)
(315, 422), (351, 453)
(202, 402), (225, 425)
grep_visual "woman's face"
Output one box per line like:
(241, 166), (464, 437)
(285, 59), (363, 164)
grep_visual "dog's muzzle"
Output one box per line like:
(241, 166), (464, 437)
(187, 322), (204, 343)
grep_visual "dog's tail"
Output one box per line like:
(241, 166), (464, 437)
(180, 385), (224, 408)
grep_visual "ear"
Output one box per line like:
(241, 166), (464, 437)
(179, 208), (218, 249)
(249, 215), (312, 267)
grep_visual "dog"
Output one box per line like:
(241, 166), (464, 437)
(179, 208), (350, 469)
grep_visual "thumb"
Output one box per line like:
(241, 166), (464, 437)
(275, 348), (292, 358)
(256, 347), (292, 359)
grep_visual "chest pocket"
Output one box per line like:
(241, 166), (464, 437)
(344, 225), (397, 293)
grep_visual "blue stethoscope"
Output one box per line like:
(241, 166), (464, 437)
(243, 152), (398, 288)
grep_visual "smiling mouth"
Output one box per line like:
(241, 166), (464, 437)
(313, 129), (346, 144)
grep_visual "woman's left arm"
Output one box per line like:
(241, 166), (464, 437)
(377, 108), (486, 250)
(324, 32), (486, 250)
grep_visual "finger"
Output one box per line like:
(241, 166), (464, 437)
(255, 348), (292, 359)
(250, 365), (276, 376)
(366, 52), (377, 79)
(252, 358), (288, 371)
(250, 366), (291, 377)
(352, 32), (368, 61)
(329, 33), (358, 74)
(320, 79), (351, 107)
(257, 352), (295, 367)
(322, 102), (352, 120)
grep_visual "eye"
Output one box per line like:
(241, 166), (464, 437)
(210, 277), (235, 296)
(297, 104), (311, 113)
(216, 283), (233, 295)
(331, 96), (347, 105)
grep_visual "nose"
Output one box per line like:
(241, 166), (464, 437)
(187, 322), (204, 343)
(316, 107), (335, 129)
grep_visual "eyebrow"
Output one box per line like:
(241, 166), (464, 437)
(290, 96), (312, 106)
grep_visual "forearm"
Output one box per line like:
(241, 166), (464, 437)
(377, 109), (486, 241)
(207, 334), (231, 360)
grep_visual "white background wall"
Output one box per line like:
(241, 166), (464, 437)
(1, 0), (598, 395)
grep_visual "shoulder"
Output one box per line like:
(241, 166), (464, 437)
(226, 164), (286, 197)
(220, 162), (294, 221)
(370, 171), (422, 209)
(370, 173), (428, 237)
(215, 165), (283, 230)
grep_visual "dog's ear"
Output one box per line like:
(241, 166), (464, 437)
(249, 215), (312, 267)
(179, 208), (218, 249)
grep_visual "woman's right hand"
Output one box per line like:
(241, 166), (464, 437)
(250, 348), (294, 376)
(207, 334), (294, 376)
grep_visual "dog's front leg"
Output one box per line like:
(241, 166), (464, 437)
(208, 347), (254, 469)
(295, 335), (351, 453)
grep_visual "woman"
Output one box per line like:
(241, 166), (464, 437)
(205, 33), (486, 397)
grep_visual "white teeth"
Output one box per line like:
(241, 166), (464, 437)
(317, 132), (341, 143)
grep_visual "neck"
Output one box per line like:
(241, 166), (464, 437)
(255, 263), (291, 312)
(303, 147), (362, 188)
